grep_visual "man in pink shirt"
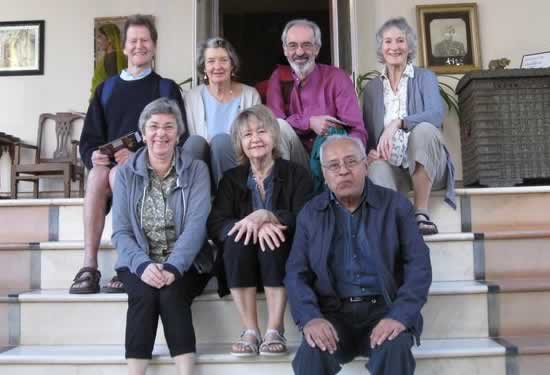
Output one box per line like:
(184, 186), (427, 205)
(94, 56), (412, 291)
(267, 19), (367, 166)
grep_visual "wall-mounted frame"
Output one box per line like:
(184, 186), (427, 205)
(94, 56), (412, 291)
(416, 3), (481, 74)
(521, 51), (550, 69)
(94, 16), (127, 72)
(0, 20), (45, 76)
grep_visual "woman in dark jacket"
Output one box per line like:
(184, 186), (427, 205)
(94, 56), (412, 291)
(208, 104), (312, 357)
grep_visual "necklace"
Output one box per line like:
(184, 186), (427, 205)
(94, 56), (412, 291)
(210, 82), (233, 102)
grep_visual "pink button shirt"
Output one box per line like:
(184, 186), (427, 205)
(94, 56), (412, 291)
(267, 64), (367, 152)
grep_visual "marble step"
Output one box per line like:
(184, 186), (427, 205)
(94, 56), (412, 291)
(0, 233), (476, 291)
(5, 229), (550, 292)
(0, 192), (461, 244)
(12, 281), (489, 346)
(497, 335), (550, 375)
(486, 277), (550, 337)
(3, 186), (550, 244)
(0, 338), (507, 375)
(458, 186), (550, 232)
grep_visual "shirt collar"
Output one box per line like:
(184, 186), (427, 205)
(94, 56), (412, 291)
(330, 182), (368, 213)
(146, 152), (176, 179)
(381, 63), (415, 80)
(120, 67), (153, 81)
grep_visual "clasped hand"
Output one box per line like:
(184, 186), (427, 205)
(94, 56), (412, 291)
(228, 209), (287, 251)
(375, 119), (402, 161)
(141, 263), (175, 288)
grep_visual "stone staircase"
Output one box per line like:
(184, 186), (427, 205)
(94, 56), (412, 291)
(1, 187), (550, 374)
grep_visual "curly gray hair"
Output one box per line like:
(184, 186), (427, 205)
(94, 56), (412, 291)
(375, 17), (417, 64)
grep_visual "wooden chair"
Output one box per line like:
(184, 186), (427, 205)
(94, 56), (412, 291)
(11, 112), (85, 199)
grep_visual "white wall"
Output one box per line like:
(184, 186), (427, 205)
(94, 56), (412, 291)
(2, 0), (550, 193)
(356, 0), (550, 181)
(0, 0), (194, 194)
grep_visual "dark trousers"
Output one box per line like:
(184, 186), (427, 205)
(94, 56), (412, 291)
(292, 297), (415, 375)
(117, 269), (207, 359)
(223, 236), (290, 288)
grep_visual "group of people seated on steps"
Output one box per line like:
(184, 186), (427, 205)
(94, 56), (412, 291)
(68, 14), (454, 375)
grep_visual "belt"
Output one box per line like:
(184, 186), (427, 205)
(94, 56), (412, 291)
(341, 295), (381, 304)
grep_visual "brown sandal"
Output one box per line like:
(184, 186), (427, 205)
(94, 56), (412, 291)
(101, 275), (125, 293)
(69, 267), (101, 294)
(259, 329), (288, 356)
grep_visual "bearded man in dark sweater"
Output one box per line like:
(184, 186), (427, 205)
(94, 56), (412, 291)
(70, 14), (186, 294)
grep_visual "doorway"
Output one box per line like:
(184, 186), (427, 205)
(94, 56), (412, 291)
(220, 0), (331, 86)
(193, 0), (358, 87)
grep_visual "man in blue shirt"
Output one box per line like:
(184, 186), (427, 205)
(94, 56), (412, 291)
(285, 135), (431, 375)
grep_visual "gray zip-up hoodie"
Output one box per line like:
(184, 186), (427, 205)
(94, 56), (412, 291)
(112, 146), (211, 277)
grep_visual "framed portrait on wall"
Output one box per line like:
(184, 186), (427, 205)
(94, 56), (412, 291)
(94, 16), (127, 72)
(0, 20), (44, 76)
(416, 3), (481, 74)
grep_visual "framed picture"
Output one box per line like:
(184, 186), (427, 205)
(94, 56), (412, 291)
(94, 16), (127, 72)
(521, 51), (550, 69)
(0, 20), (45, 76)
(416, 3), (481, 74)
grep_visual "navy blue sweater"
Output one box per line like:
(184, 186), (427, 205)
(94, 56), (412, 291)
(80, 72), (186, 169)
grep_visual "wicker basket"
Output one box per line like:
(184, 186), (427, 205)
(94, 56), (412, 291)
(456, 68), (550, 186)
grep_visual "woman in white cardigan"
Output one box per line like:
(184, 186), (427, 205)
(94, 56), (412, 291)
(183, 37), (261, 185)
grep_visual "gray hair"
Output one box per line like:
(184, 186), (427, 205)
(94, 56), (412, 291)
(376, 17), (417, 63)
(196, 37), (240, 81)
(138, 97), (185, 137)
(230, 104), (282, 165)
(281, 19), (322, 48)
(319, 135), (366, 164)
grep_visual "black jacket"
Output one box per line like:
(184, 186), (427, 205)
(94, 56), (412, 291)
(208, 158), (313, 243)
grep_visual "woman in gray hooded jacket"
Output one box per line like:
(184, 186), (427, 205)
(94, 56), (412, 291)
(112, 98), (211, 375)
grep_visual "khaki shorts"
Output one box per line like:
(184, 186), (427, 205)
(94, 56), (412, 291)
(368, 122), (448, 193)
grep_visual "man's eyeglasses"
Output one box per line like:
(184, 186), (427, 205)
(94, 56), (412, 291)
(146, 124), (177, 133)
(285, 42), (316, 52)
(322, 157), (365, 173)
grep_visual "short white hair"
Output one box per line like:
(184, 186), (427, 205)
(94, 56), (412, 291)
(319, 135), (366, 164)
(281, 19), (322, 48)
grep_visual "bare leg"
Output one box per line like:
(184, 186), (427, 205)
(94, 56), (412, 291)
(82, 165), (111, 269)
(230, 287), (260, 353)
(411, 163), (432, 211)
(128, 358), (148, 375)
(264, 286), (286, 332)
(262, 286), (288, 353)
(231, 287), (259, 331)
(174, 353), (195, 375)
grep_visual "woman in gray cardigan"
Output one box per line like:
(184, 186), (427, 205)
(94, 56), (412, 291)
(183, 37), (261, 185)
(112, 98), (211, 375)
(363, 17), (455, 235)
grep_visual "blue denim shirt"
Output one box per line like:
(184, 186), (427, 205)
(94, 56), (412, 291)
(247, 170), (274, 211)
(329, 191), (381, 297)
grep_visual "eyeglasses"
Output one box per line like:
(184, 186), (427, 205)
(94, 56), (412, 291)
(285, 42), (316, 52)
(322, 157), (365, 173)
(146, 124), (177, 133)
